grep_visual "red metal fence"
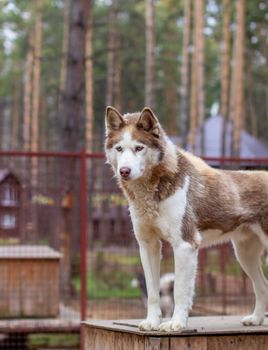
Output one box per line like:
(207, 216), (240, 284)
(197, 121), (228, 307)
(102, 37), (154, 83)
(0, 150), (267, 349)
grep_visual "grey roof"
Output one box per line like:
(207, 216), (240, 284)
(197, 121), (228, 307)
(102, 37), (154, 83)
(187, 115), (268, 158)
(0, 245), (61, 259)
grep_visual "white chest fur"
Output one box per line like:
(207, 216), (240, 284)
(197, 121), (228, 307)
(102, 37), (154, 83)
(129, 176), (190, 244)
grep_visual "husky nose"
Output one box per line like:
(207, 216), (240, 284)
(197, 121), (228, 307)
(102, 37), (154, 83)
(120, 167), (131, 179)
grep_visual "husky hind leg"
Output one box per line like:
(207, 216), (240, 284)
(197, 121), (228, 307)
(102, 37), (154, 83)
(233, 232), (268, 326)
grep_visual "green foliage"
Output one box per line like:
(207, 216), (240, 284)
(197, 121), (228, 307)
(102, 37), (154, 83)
(29, 334), (79, 348)
(73, 251), (141, 299)
(0, 0), (267, 149)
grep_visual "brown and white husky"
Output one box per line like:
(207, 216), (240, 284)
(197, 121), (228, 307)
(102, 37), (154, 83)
(105, 106), (268, 332)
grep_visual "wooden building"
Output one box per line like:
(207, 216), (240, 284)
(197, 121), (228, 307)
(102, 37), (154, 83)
(0, 245), (61, 318)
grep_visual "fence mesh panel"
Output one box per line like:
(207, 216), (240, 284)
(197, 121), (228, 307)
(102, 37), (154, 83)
(0, 152), (267, 348)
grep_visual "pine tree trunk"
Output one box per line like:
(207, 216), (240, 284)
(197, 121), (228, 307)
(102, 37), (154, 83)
(40, 96), (47, 150)
(60, 0), (71, 98)
(230, 0), (245, 157)
(266, 84), (268, 133)
(113, 34), (122, 111)
(2, 103), (11, 150)
(106, 0), (117, 107)
(189, 0), (198, 153)
(265, 48), (268, 132)
(247, 51), (257, 138)
(60, 0), (89, 152)
(220, 0), (231, 157)
(85, 0), (94, 152)
(31, 0), (42, 185)
(106, 0), (122, 111)
(162, 11), (179, 135)
(180, 0), (191, 146)
(59, 0), (89, 296)
(11, 80), (20, 150)
(23, 33), (34, 151)
(145, 0), (155, 108)
(195, 0), (205, 156)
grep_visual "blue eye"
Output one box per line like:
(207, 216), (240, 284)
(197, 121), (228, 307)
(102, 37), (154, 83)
(116, 146), (123, 152)
(135, 146), (144, 152)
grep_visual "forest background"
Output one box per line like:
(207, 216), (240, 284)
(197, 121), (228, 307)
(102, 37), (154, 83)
(0, 0), (267, 156)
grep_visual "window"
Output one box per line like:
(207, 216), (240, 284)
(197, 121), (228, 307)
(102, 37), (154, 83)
(0, 214), (16, 229)
(1, 184), (18, 206)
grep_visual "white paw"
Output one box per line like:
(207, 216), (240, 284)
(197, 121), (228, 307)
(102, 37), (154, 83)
(159, 319), (185, 332)
(139, 317), (161, 331)
(242, 314), (264, 326)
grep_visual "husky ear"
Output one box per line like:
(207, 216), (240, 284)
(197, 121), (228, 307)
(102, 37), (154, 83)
(137, 107), (160, 137)
(105, 106), (125, 133)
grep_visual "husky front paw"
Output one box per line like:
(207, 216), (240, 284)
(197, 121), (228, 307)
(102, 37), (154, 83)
(159, 319), (186, 332)
(242, 314), (264, 326)
(139, 317), (161, 331)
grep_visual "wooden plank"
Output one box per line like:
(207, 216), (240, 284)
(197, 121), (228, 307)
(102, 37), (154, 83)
(145, 337), (169, 350)
(207, 335), (258, 350)
(93, 328), (113, 350)
(258, 335), (268, 350)
(0, 305), (79, 333)
(132, 334), (145, 350)
(86, 328), (96, 349)
(82, 317), (268, 336)
(113, 331), (142, 350)
(170, 336), (207, 350)
(83, 326), (146, 350)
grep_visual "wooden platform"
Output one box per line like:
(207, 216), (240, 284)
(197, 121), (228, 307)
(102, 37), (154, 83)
(82, 316), (268, 349)
(0, 305), (80, 334)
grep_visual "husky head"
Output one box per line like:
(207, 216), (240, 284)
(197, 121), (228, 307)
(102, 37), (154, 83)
(105, 106), (168, 182)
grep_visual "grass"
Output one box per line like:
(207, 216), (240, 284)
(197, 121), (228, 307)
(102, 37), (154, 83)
(73, 249), (268, 300)
(28, 334), (79, 348)
(73, 251), (141, 299)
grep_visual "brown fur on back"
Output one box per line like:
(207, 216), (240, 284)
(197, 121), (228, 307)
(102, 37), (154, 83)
(106, 109), (268, 245)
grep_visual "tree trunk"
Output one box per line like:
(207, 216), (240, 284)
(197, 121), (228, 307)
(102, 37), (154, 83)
(60, 0), (71, 98)
(59, 0), (89, 296)
(2, 103), (11, 150)
(180, 0), (191, 147)
(247, 51), (257, 138)
(230, 0), (245, 157)
(220, 0), (231, 157)
(40, 96), (47, 150)
(195, 0), (205, 156)
(106, 0), (122, 111)
(106, 0), (117, 108)
(31, 0), (43, 185)
(23, 33), (34, 151)
(11, 79), (21, 150)
(145, 0), (155, 108)
(85, 0), (94, 152)
(113, 34), (122, 111)
(189, 0), (198, 153)
(60, 0), (89, 152)
(266, 84), (268, 133)
(162, 8), (179, 135)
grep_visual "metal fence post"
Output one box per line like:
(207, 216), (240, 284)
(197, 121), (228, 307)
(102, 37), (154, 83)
(80, 148), (87, 322)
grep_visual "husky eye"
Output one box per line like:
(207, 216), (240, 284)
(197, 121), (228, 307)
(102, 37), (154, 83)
(115, 146), (123, 152)
(135, 146), (144, 152)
